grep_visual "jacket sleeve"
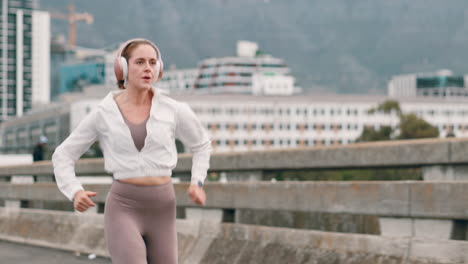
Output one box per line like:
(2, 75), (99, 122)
(52, 110), (99, 200)
(175, 102), (212, 185)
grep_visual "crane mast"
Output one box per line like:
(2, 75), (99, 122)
(51, 4), (94, 48)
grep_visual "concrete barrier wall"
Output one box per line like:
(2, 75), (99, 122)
(234, 209), (381, 234)
(2, 137), (468, 177)
(0, 208), (467, 264)
(1, 181), (468, 220)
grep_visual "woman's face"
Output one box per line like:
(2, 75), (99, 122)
(126, 44), (158, 91)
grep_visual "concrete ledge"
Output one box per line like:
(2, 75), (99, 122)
(410, 182), (468, 219)
(0, 207), (107, 256)
(1, 181), (468, 220)
(1, 137), (468, 177)
(0, 208), (467, 263)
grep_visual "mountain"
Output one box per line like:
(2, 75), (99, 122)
(39, 0), (468, 94)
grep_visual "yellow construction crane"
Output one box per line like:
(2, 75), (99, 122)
(51, 4), (94, 48)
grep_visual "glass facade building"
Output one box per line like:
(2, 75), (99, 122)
(389, 70), (468, 99)
(0, 0), (48, 122)
(58, 62), (105, 94)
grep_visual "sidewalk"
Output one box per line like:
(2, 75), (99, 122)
(0, 240), (110, 264)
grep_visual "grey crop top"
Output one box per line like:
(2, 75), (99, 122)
(117, 106), (148, 151)
(124, 117), (148, 151)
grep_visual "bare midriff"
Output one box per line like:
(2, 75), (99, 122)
(118, 176), (171, 186)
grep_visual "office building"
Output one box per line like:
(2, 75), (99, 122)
(158, 41), (300, 95)
(2, 85), (468, 154)
(1, 0), (50, 122)
(388, 69), (468, 99)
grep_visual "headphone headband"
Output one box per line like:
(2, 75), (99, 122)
(116, 38), (162, 61)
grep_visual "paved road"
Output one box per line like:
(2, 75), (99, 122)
(0, 240), (111, 264)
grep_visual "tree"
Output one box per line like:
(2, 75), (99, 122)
(398, 113), (439, 139)
(355, 126), (392, 142)
(358, 100), (439, 142)
(368, 100), (401, 116)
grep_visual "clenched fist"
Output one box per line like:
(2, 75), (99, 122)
(73, 190), (97, 212)
(187, 185), (206, 206)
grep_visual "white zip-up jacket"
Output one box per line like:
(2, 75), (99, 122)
(52, 88), (212, 200)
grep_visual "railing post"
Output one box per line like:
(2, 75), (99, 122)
(185, 208), (223, 222)
(184, 171), (264, 222)
(5, 175), (34, 208)
(379, 218), (455, 240)
(417, 165), (468, 240)
(220, 170), (263, 182)
(422, 165), (468, 181)
(0, 176), (7, 207)
(221, 170), (264, 224)
(35, 175), (54, 182)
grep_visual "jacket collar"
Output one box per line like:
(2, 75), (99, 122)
(99, 86), (166, 114)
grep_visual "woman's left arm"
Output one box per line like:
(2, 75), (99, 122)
(175, 102), (212, 205)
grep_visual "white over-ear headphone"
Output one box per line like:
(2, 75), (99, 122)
(114, 38), (164, 87)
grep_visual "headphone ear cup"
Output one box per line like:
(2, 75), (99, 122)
(154, 60), (161, 82)
(120, 57), (128, 81)
(113, 56), (128, 83)
(157, 59), (164, 81)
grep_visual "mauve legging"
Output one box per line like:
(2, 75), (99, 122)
(104, 180), (177, 264)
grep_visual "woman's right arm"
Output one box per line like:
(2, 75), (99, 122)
(52, 110), (99, 201)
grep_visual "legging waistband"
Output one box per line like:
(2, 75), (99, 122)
(109, 180), (173, 202)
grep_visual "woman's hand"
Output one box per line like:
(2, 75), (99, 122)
(73, 190), (97, 212)
(187, 184), (206, 206)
